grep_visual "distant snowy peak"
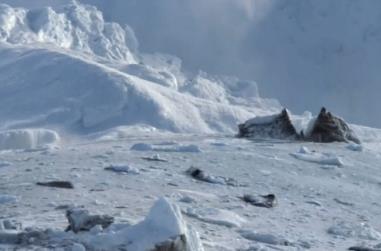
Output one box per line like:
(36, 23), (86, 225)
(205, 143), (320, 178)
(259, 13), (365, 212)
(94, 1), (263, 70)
(0, 2), (137, 62)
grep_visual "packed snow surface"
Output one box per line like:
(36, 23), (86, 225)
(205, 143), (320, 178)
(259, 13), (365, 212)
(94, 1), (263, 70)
(1, 132), (381, 250)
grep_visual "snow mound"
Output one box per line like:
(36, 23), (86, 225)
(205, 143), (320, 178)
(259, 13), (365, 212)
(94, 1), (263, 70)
(290, 146), (344, 166)
(328, 221), (381, 241)
(131, 143), (201, 153)
(0, 3), (137, 62)
(184, 207), (246, 228)
(0, 3), (281, 135)
(0, 195), (17, 204)
(84, 197), (204, 251)
(0, 129), (59, 150)
(104, 164), (140, 174)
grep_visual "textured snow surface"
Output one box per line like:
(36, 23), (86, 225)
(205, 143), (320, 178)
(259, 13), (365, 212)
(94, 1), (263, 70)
(1, 132), (381, 250)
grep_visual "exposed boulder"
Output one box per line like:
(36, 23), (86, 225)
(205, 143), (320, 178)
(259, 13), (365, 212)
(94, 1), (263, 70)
(307, 107), (360, 144)
(238, 109), (298, 139)
(238, 107), (361, 143)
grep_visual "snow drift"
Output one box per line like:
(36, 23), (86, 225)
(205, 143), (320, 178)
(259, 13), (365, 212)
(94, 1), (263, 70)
(0, 2), (281, 135)
(0, 128), (59, 150)
(0, 3), (137, 62)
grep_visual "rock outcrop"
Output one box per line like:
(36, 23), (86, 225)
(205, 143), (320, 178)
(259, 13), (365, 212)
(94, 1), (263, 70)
(238, 109), (298, 139)
(307, 107), (360, 144)
(238, 107), (361, 144)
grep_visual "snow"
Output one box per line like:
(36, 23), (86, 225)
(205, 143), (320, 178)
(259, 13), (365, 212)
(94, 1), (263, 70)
(81, 197), (204, 251)
(0, 2), (137, 62)
(185, 207), (246, 228)
(0, 132), (381, 250)
(290, 146), (344, 166)
(0, 3), (281, 136)
(328, 221), (381, 241)
(0, 1), (381, 251)
(104, 164), (140, 174)
(0, 129), (60, 150)
(131, 143), (202, 153)
(0, 195), (17, 204)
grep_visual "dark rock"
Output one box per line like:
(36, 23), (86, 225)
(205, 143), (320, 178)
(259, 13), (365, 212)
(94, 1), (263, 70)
(65, 208), (114, 233)
(308, 107), (360, 144)
(241, 194), (277, 208)
(36, 181), (74, 189)
(238, 109), (298, 139)
(151, 234), (187, 251)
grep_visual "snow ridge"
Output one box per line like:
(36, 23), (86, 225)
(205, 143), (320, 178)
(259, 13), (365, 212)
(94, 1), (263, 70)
(0, 2), (137, 62)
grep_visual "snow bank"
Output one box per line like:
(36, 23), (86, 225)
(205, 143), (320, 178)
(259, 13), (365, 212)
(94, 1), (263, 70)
(185, 207), (246, 228)
(0, 129), (59, 150)
(328, 221), (381, 241)
(0, 2), (137, 62)
(0, 195), (17, 204)
(290, 146), (344, 166)
(0, 3), (281, 135)
(83, 197), (204, 251)
(104, 164), (140, 174)
(131, 143), (202, 153)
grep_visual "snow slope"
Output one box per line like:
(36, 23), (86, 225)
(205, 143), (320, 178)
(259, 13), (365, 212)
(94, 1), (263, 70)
(1, 132), (381, 250)
(0, 2), (280, 135)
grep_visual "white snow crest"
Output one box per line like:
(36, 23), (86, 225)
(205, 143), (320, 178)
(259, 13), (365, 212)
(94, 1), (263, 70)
(0, 128), (60, 150)
(83, 197), (204, 251)
(0, 2), (137, 62)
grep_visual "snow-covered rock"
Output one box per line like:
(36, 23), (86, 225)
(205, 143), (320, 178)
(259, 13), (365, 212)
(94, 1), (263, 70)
(238, 109), (298, 139)
(306, 107), (360, 144)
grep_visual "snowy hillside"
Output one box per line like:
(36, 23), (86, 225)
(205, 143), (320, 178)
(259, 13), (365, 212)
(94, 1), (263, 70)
(0, 2), (280, 136)
(0, 1), (381, 251)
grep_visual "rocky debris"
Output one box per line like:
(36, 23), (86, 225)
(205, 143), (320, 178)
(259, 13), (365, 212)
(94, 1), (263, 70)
(65, 208), (114, 233)
(36, 181), (74, 189)
(151, 234), (187, 251)
(307, 107), (360, 144)
(240, 194), (277, 208)
(238, 109), (298, 139)
(186, 167), (238, 186)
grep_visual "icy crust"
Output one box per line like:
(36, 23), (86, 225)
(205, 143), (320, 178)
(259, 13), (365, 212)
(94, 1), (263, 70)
(0, 3), (137, 62)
